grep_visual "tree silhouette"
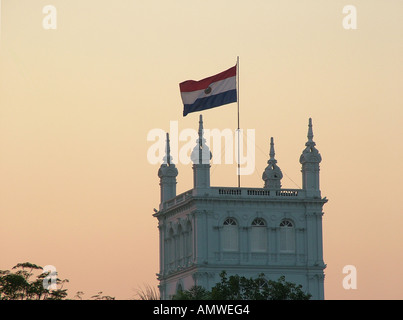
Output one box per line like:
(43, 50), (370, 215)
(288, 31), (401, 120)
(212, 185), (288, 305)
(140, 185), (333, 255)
(0, 262), (68, 300)
(172, 271), (312, 300)
(0, 262), (114, 300)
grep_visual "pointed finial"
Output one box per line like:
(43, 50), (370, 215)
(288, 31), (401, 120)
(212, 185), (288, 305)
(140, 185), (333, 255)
(305, 117), (316, 148)
(198, 115), (203, 162)
(262, 136), (282, 189)
(269, 137), (276, 161)
(158, 133), (178, 204)
(166, 133), (171, 165)
(163, 132), (173, 166)
(198, 114), (204, 141)
(191, 114), (211, 164)
(300, 117), (321, 164)
(158, 132), (178, 183)
(300, 118), (322, 193)
(307, 117), (313, 142)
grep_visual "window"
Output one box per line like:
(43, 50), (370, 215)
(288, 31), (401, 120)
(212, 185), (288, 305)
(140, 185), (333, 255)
(251, 218), (267, 252)
(280, 219), (295, 252)
(252, 218), (266, 226)
(222, 218), (238, 251)
(280, 220), (293, 227)
(224, 218), (237, 226)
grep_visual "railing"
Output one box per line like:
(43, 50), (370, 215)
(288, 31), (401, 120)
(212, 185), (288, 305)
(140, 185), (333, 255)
(165, 190), (193, 208)
(163, 187), (304, 210)
(247, 189), (271, 196)
(276, 190), (299, 197)
(212, 187), (302, 198)
(218, 188), (242, 195)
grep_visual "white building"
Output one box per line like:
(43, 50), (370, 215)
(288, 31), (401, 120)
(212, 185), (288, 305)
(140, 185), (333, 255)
(153, 116), (327, 300)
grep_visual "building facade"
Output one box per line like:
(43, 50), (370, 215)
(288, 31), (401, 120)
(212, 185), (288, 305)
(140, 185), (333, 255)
(153, 116), (327, 300)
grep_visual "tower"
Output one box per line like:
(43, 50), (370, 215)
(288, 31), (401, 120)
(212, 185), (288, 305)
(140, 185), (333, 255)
(154, 117), (327, 300)
(191, 115), (212, 190)
(158, 133), (178, 209)
(300, 118), (322, 198)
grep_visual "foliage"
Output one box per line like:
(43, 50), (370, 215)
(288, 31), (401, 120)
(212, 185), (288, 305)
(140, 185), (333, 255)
(0, 262), (68, 300)
(134, 283), (160, 300)
(0, 262), (114, 300)
(172, 271), (312, 300)
(172, 285), (211, 300)
(91, 291), (115, 300)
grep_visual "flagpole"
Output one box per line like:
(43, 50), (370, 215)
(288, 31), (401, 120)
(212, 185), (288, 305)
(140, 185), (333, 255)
(237, 56), (240, 188)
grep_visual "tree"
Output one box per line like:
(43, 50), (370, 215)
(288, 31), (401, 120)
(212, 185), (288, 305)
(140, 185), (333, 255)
(90, 291), (115, 300)
(134, 283), (160, 300)
(0, 262), (114, 300)
(172, 285), (211, 300)
(0, 262), (68, 300)
(172, 271), (312, 300)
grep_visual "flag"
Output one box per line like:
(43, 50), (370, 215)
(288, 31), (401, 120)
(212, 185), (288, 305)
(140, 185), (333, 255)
(180, 65), (237, 117)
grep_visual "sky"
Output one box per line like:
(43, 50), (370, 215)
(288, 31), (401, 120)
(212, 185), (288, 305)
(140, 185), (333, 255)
(0, 0), (402, 300)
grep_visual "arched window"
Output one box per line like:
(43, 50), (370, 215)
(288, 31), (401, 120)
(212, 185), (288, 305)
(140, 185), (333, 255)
(222, 218), (238, 251)
(279, 219), (295, 252)
(251, 218), (267, 252)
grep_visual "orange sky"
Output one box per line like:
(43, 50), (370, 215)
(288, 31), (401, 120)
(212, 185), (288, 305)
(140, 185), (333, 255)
(0, 0), (402, 299)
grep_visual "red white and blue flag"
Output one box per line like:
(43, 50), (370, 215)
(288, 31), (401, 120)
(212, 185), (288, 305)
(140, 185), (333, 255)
(180, 64), (237, 117)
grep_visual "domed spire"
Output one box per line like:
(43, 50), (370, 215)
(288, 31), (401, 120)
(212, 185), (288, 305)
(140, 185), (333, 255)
(262, 137), (283, 189)
(191, 115), (211, 190)
(269, 136), (276, 162)
(300, 118), (322, 195)
(158, 133), (178, 205)
(300, 118), (322, 164)
(162, 132), (173, 166)
(191, 114), (212, 165)
(307, 117), (314, 143)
